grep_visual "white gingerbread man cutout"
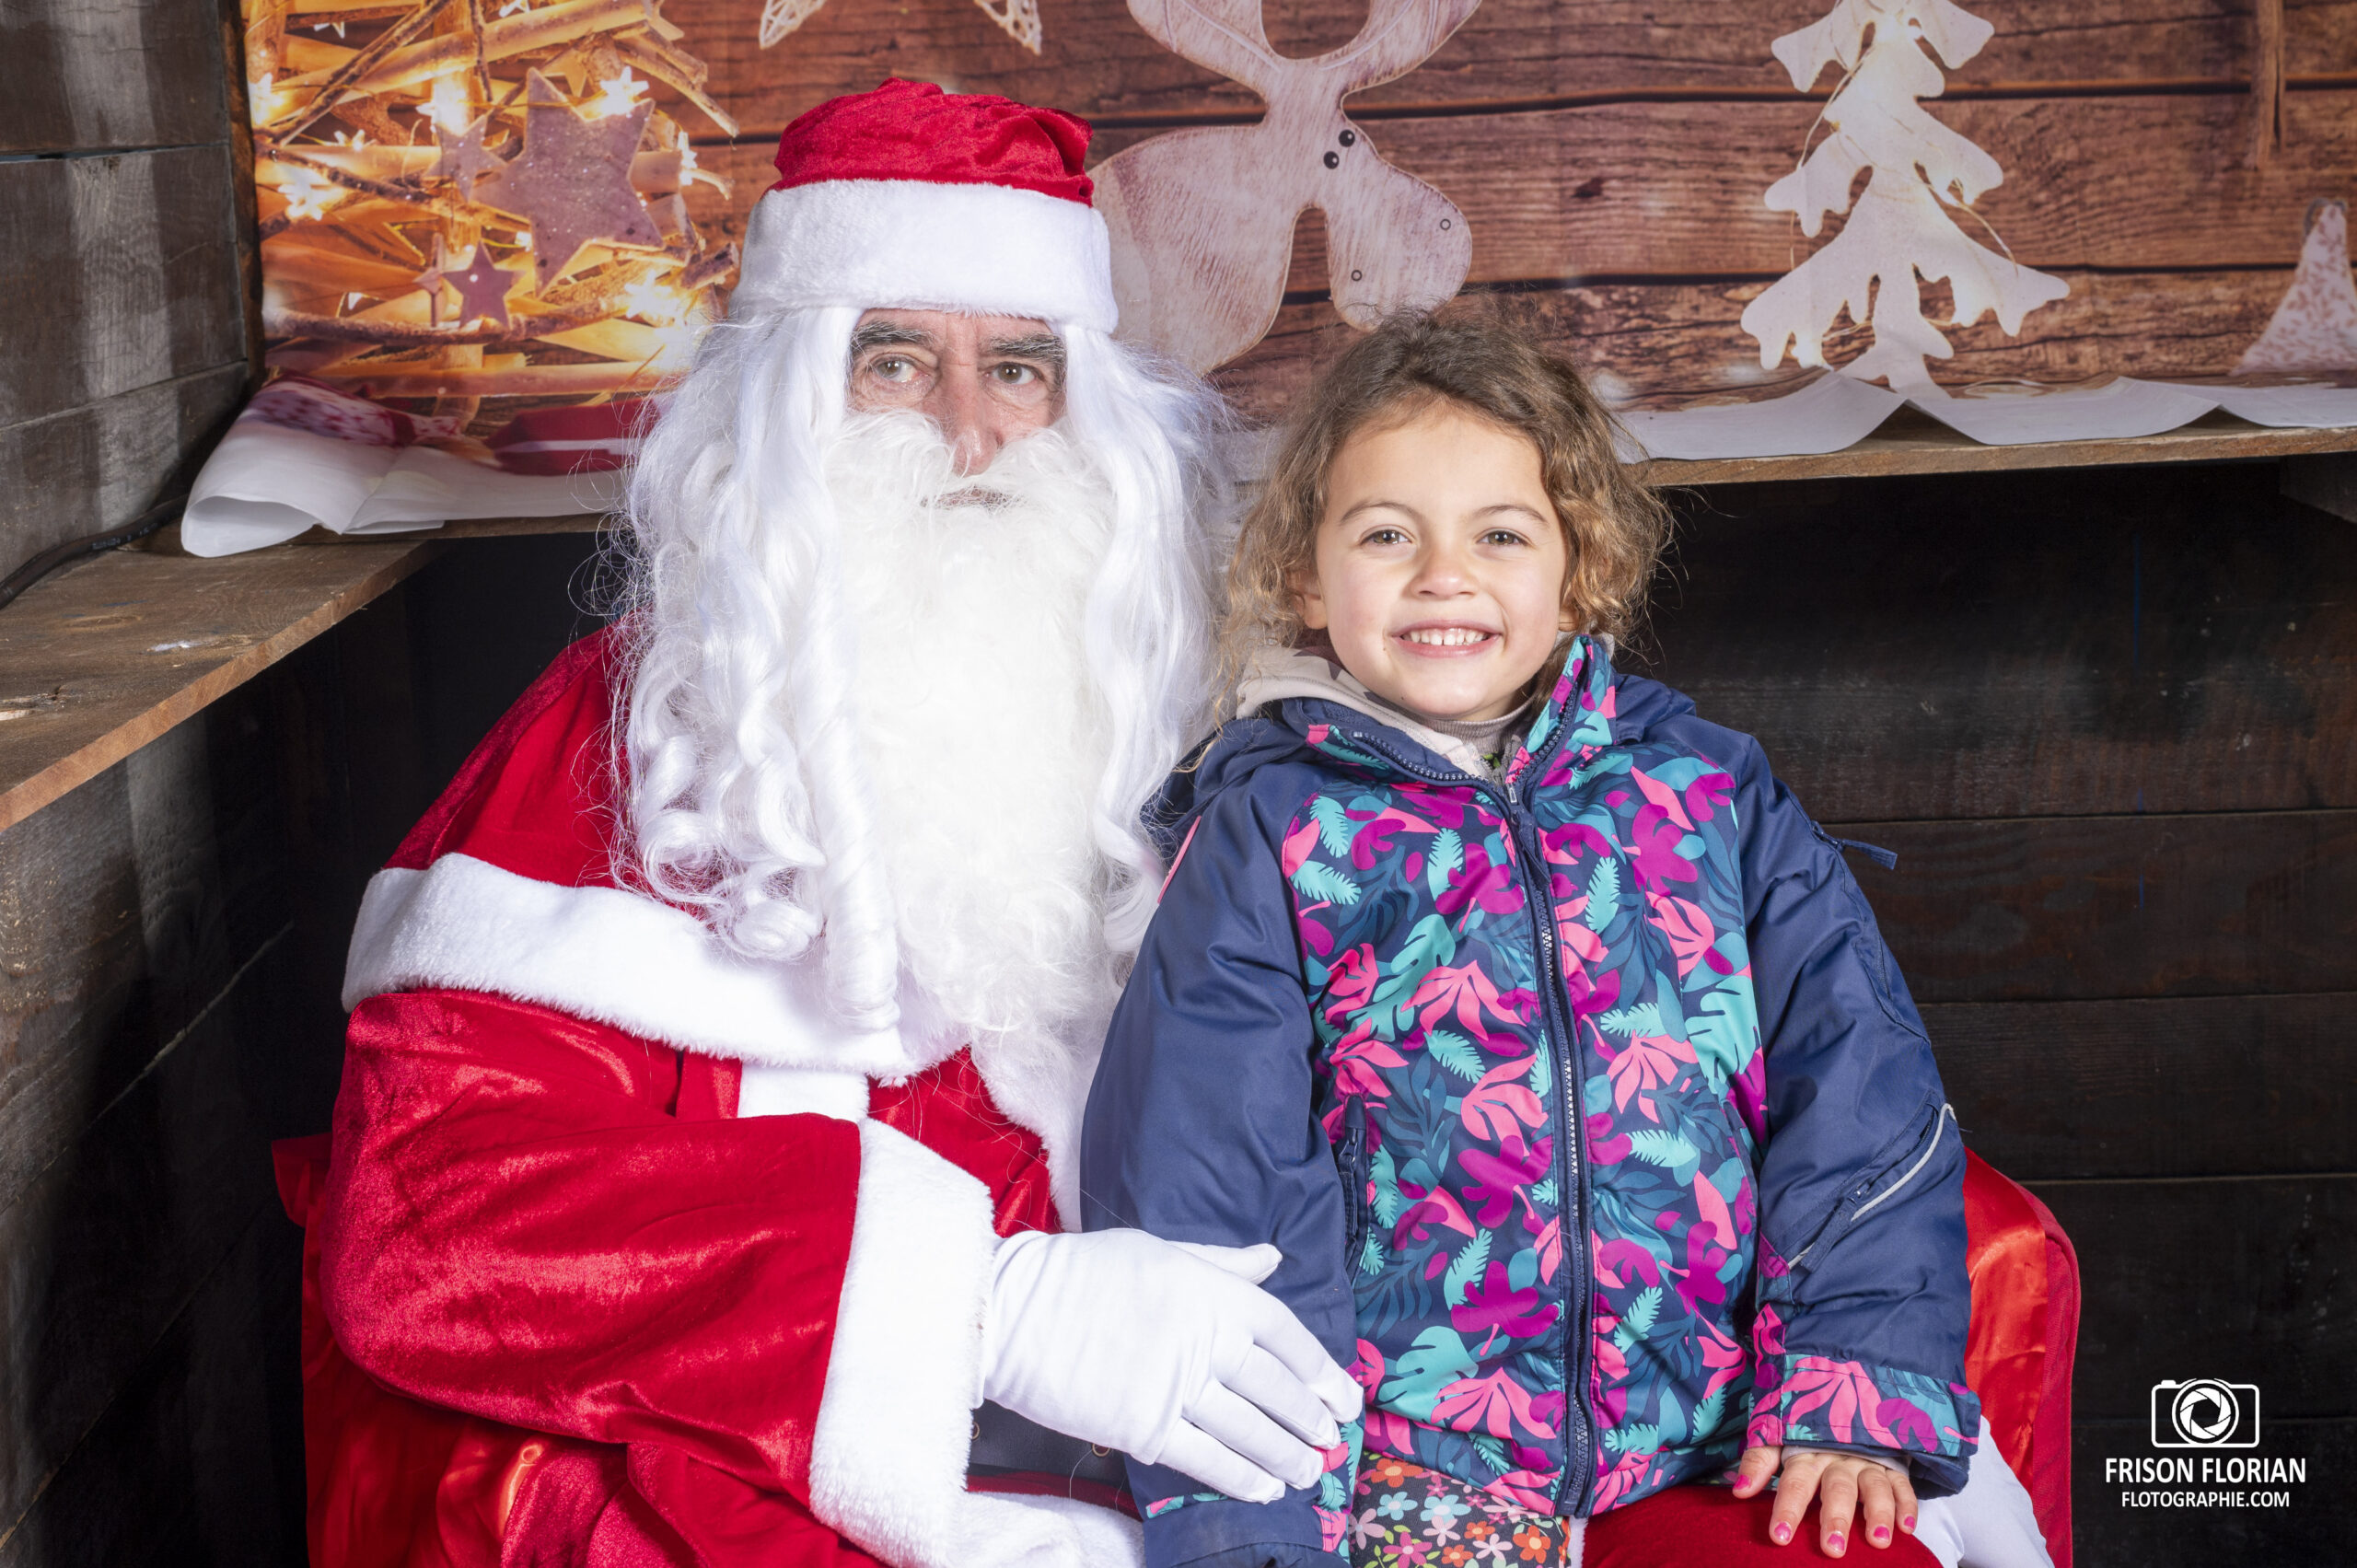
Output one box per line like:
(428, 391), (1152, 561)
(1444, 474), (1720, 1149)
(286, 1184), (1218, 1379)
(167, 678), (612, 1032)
(1094, 0), (1482, 372)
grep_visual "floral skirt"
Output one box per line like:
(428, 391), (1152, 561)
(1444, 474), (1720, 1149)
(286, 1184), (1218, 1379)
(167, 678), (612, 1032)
(1347, 1455), (1578, 1566)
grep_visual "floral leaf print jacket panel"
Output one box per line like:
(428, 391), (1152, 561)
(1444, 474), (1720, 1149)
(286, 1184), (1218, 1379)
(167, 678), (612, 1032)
(1081, 638), (1980, 1568)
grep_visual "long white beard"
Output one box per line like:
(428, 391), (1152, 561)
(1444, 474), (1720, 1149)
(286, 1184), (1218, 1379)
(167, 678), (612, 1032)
(827, 412), (1120, 1048)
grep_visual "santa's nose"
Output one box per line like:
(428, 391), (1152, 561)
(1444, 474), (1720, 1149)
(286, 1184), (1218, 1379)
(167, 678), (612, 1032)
(927, 375), (1003, 476)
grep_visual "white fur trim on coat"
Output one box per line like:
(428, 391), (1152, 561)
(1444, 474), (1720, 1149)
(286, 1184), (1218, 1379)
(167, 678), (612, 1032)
(733, 179), (1118, 333)
(809, 1122), (1141, 1568)
(343, 854), (924, 1077)
(344, 853), (1105, 1225)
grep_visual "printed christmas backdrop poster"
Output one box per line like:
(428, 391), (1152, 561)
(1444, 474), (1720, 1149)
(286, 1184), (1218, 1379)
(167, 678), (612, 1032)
(192, 0), (2357, 554)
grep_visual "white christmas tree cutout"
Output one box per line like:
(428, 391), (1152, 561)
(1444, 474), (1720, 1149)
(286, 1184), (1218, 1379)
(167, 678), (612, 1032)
(2237, 200), (2357, 375)
(759, 0), (1040, 54)
(1624, 0), (2225, 457)
(1741, 0), (2066, 392)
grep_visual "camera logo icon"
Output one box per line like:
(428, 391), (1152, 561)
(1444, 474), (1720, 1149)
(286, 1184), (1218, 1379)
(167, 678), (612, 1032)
(2151, 1379), (2260, 1448)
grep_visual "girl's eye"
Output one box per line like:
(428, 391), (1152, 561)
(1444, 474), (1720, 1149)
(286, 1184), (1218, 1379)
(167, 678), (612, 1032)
(1362, 526), (1411, 546)
(1481, 528), (1530, 547)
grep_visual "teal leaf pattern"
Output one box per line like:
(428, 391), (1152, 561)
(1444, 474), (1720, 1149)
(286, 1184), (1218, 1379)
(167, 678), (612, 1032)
(1285, 637), (1950, 1524)
(1442, 1230), (1491, 1307)
(1292, 860), (1363, 906)
(1584, 855), (1620, 931)
(1423, 1028), (1484, 1080)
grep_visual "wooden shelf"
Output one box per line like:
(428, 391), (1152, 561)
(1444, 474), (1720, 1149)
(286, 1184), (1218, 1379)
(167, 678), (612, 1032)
(0, 528), (444, 832)
(6, 407), (2354, 834)
(1641, 408), (2357, 487)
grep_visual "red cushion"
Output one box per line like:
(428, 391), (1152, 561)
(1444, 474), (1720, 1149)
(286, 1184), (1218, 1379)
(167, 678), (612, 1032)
(1962, 1151), (2079, 1568)
(1585, 1480), (1942, 1567)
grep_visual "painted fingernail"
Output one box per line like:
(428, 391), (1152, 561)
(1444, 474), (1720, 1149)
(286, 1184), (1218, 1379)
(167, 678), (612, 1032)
(1871, 1527), (1890, 1544)
(1826, 1532), (1847, 1553)
(1901, 1516), (1917, 1532)
(1771, 1523), (1793, 1544)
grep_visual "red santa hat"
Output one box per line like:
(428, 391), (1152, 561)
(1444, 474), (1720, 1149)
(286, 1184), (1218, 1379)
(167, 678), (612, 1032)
(732, 79), (1118, 334)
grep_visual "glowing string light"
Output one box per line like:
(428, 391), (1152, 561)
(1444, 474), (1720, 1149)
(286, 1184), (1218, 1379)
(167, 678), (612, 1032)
(619, 273), (689, 325)
(250, 73), (290, 125)
(424, 71), (473, 135)
(279, 166), (345, 222)
(588, 68), (648, 120)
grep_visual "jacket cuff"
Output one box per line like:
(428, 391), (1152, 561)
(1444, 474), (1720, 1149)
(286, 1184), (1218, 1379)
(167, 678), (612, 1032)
(1131, 1423), (1357, 1567)
(1747, 1353), (1981, 1469)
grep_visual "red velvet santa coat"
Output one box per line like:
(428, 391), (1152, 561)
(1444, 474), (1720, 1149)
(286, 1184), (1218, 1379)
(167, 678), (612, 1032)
(306, 628), (1141, 1568)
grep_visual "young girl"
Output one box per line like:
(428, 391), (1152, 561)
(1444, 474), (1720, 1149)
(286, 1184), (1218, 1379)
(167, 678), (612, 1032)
(1081, 314), (1979, 1567)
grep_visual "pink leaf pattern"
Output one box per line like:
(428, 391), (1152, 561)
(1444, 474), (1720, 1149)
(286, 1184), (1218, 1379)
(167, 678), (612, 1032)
(1258, 634), (1972, 1534)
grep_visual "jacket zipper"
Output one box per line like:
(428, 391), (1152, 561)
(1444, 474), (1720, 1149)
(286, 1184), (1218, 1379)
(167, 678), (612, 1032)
(1508, 805), (1591, 1516)
(1789, 1102), (1956, 1272)
(1340, 1096), (1370, 1264)
(1329, 718), (1596, 1517)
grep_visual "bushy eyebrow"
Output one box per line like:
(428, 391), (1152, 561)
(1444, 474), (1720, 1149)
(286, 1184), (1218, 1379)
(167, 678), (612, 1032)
(989, 332), (1066, 385)
(849, 321), (934, 355)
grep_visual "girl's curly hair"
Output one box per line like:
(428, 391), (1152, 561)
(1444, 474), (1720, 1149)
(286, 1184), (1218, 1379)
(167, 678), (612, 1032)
(1222, 308), (1669, 702)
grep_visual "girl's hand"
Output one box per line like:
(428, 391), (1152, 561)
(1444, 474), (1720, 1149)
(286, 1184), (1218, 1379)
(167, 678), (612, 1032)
(1731, 1445), (1920, 1556)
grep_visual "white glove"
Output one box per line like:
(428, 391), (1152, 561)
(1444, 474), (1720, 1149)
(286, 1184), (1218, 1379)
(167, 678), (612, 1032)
(981, 1229), (1364, 1505)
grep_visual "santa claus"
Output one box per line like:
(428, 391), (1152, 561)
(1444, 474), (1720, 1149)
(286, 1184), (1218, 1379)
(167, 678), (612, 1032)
(292, 80), (1360, 1568)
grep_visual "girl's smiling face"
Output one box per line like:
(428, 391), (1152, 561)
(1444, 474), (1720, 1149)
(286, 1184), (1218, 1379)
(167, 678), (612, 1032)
(1295, 401), (1573, 724)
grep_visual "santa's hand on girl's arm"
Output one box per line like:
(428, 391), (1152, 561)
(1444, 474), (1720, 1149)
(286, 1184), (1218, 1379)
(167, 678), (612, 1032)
(1734, 1445), (1921, 1557)
(979, 1228), (1364, 1504)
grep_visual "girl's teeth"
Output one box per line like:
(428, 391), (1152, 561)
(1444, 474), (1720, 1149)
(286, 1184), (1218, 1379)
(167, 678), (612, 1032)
(1406, 628), (1486, 646)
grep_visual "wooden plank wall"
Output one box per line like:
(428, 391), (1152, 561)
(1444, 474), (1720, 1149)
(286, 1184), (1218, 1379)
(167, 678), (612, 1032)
(0, 531), (604, 1562)
(666, 0), (2357, 415)
(1646, 459), (2354, 1564)
(0, 5), (277, 1551)
(0, 0), (254, 575)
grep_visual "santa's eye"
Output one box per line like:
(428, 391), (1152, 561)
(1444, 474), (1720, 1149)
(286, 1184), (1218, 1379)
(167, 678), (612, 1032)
(869, 355), (918, 381)
(993, 362), (1041, 385)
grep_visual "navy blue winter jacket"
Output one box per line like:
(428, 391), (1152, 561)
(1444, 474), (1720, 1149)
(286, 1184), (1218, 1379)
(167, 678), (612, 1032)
(1081, 638), (1978, 1567)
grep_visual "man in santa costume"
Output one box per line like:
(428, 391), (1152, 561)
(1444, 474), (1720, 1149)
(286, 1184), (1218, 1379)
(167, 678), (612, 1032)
(296, 80), (1361, 1568)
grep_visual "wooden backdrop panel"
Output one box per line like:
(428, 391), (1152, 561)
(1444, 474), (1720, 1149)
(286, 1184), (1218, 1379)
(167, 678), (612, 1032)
(0, 0), (232, 155)
(0, 367), (248, 574)
(1208, 270), (2290, 414)
(2040, 1174), (2357, 1422)
(0, 149), (248, 431)
(1929, 994), (2357, 1180)
(664, 0), (2357, 134)
(1844, 808), (2357, 1005)
(1643, 463), (2357, 822)
(1142, 91), (2357, 283)
(674, 4), (2357, 400)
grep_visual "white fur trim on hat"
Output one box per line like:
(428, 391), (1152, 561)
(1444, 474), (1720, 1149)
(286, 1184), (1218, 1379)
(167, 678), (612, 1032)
(732, 179), (1118, 333)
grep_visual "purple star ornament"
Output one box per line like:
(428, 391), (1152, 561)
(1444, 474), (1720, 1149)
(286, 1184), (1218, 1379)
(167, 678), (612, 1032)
(481, 71), (664, 290)
(447, 245), (521, 329)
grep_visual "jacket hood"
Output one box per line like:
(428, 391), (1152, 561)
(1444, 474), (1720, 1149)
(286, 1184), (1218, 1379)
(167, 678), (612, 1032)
(1234, 644), (1510, 778)
(1147, 635), (1699, 859)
